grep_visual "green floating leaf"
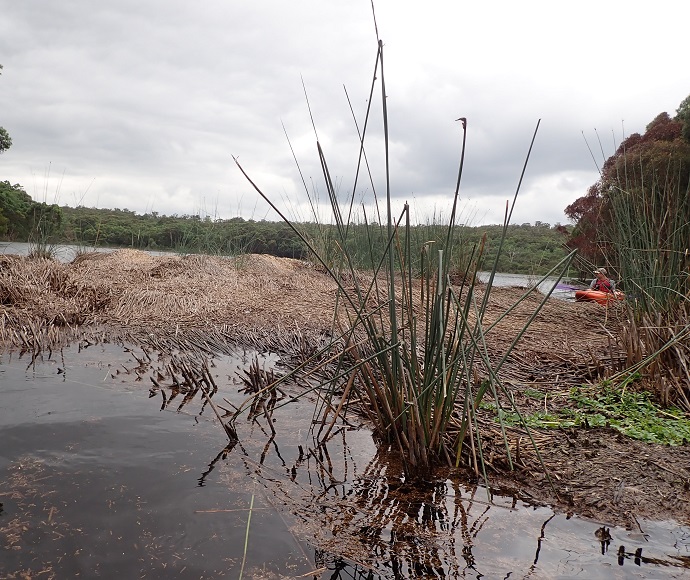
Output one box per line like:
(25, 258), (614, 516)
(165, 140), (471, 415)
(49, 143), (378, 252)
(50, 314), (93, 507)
(493, 386), (690, 446)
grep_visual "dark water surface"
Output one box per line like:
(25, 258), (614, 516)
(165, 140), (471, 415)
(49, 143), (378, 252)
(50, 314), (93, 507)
(0, 344), (314, 578)
(1, 342), (688, 578)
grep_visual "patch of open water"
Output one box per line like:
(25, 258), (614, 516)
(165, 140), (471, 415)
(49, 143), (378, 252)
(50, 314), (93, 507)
(1, 342), (688, 578)
(0, 241), (179, 263)
(478, 271), (586, 301)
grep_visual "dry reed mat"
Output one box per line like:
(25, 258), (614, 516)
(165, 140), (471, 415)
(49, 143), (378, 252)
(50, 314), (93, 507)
(0, 250), (632, 393)
(0, 250), (338, 352)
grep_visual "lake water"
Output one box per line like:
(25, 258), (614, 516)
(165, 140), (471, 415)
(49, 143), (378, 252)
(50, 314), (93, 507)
(0, 241), (178, 263)
(2, 341), (688, 578)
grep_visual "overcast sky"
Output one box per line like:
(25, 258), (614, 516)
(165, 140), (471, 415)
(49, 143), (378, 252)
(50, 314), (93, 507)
(1, 1), (688, 227)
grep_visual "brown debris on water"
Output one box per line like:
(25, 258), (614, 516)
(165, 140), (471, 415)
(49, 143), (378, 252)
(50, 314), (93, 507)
(0, 456), (66, 576)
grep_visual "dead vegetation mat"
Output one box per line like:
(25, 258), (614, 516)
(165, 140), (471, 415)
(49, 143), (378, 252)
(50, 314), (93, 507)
(1, 249), (688, 527)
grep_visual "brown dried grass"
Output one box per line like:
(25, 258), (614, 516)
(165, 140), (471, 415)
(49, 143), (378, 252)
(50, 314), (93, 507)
(478, 285), (628, 387)
(0, 250), (339, 352)
(0, 250), (627, 388)
(619, 304), (690, 409)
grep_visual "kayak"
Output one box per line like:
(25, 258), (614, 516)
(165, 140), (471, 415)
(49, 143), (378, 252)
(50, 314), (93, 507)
(575, 289), (625, 305)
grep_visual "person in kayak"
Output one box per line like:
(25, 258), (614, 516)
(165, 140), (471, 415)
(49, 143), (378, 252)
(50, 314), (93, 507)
(590, 268), (616, 293)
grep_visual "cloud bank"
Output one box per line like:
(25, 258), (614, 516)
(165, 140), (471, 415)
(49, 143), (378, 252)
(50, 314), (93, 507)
(1, 1), (688, 226)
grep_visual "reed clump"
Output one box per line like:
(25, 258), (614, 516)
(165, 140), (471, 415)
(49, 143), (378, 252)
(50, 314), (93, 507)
(235, 39), (576, 478)
(604, 151), (690, 409)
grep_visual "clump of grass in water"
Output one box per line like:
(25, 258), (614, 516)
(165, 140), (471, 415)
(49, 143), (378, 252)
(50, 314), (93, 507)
(234, 38), (576, 480)
(27, 165), (64, 260)
(28, 204), (62, 260)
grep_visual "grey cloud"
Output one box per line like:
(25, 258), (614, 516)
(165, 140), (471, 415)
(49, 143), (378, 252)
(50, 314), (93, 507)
(1, 1), (687, 227)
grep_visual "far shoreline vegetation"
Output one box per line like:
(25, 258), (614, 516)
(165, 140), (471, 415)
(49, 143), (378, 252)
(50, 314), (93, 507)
(0, 186), (575, 276)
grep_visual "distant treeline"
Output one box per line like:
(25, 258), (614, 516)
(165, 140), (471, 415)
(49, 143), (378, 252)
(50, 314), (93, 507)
(1, 181), (572, 275)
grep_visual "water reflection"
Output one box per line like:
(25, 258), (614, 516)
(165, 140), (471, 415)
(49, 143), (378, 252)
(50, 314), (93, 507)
(2, 342), (689, 579)
(254, 428), (689, 579)
(305, 455), (690, 578)
(198, 442), (237, 487)
(310, 454), (519, 577)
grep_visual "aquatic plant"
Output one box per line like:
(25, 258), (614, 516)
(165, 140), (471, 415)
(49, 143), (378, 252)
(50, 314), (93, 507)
(27, 203), (62, 260)
(238, 493), (255, 580)
(234, 34), (576, 479)
(498, 386), (690, 446)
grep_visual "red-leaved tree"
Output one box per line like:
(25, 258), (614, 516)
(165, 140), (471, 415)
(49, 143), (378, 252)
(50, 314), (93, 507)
(565, 98), (690, 276)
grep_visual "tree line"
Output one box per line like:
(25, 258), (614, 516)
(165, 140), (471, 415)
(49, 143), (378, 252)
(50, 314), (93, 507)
(0, 186), (572, 276)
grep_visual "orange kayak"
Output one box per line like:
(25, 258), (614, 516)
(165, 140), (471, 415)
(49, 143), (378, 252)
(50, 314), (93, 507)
(575, 289), (625, 305)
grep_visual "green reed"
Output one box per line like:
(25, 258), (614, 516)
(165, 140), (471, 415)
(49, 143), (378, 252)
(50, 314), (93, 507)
(27, 203), (62, 260)
(235, 40), (574, 477)
(607, 183), (689, 312)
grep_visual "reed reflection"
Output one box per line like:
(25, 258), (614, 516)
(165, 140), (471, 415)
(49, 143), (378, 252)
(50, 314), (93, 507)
(307, 446), (517, 578)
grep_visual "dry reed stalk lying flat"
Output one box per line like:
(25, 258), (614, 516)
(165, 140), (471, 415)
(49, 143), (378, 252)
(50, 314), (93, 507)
(618, 305), (690, 409)
(0, 250), (339, 350)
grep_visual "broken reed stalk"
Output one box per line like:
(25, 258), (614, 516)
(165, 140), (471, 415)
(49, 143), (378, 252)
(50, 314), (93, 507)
(238, 493), (255, 580)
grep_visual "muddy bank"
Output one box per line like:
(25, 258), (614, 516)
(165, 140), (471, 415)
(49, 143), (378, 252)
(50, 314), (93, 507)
(1, 249), (688, 528)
